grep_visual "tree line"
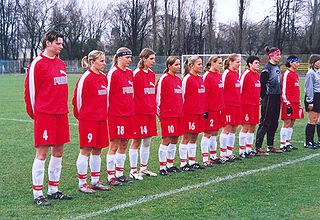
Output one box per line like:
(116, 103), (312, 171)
(1, 0), (319, 64)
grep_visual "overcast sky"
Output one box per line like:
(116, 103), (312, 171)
(216, 0), (274, 23)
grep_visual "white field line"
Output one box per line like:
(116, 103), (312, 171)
(68, 153), (320, 220)
(0, 117), (78, 126)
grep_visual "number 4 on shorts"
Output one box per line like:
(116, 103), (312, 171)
(43, 130), (48, 140)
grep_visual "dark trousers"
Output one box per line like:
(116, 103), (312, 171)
(255, 94), (281, 148)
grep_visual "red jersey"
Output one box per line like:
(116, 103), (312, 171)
(222, 68), (241, 107)
(72, 69), (108, 121)
(239, 69), (261, 106)
(24, 53), (68, 118)
(203, 70), (225, 111)
(156, 73), (183, 118)
(182, 73), (206, 115)
(107, 65), (134, 117)
(133, 68), (156, 115)
(281, 69), (300, 104)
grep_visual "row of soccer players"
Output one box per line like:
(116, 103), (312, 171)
(71, 47), (304, 191)
(24, 30), (304, 206)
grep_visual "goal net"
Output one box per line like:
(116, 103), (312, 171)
(181, 54), (248, 77)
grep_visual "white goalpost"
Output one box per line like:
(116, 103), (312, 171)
(181, 54), (248, 77)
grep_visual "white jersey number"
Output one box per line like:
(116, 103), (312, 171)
(168, 125), (175, 134)
(88, 133), (93, 143)
(117, 126), (125, 135)
(140, 126), (148, 135)
(43, 130), (48, 140)
(226, 115), (231, 123)
(189, 122), (196, 130)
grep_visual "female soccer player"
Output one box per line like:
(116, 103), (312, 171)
(255, 47), (283, 155)
(156, 56), (183, 175)
(201, 56), (225, 165)
(179, 56), (205, 171)
(304, 54), (320, 149)
(220, 54), (241, 162)
(106, 47), (135, 185)
(24, 30), (72, 206)
(73, 50), (111, 193)
(129, 48), (157, 180)
(280, 55), (303, 152)
(238, 56), (261, 158)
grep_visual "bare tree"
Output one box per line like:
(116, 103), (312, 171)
(0, 0), (19, 59)
(17, 0), (54, 60)
(151, 0), (157, 50)
(207, 0), (215, 53)
(111, 0), (151, 55)
(238, 0), (249, 53)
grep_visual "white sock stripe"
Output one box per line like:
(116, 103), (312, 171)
(69, 153), (320, 220)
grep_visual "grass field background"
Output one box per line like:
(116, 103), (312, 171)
(0, 74), (320, 219)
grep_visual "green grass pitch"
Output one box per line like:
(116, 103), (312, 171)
(1, 74), (320, 219)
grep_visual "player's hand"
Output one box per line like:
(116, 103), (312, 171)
(204, 112), (209, 119)
(308, 103), (314, 111)
(286, 106), (293, 114)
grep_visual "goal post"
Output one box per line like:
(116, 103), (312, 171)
(181, 54), (248, 77)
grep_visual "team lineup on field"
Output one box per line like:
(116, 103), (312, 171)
(23, 29), (320, 210)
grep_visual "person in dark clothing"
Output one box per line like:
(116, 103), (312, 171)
(304, 54), (320, 149)
(255, 47), (283, 155)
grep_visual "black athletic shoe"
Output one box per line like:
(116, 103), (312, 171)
(287, 144), (298, 150)
(210, 158), (223, 164)
(47, 191), (72, 200)
(167, 166), (181, 173)
(159, 169), (171, 176)
(180, 164), (194, 172)
(304, 142), (317, 149)
(227, 154), (236, 162)
(117, 175), (134, 183)
(34, 195), (51, 206)
(280, 146), (291, 152)
(190, 163), (205, 170)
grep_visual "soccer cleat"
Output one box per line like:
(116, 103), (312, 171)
(117, 175), (134, 184)
(159, 169), (171, 176)
(130, 171), (144, 180)
(304, 142), (317, 149)
(78, 183), (96, 194)
(190, 162), (205, 170)
(34, 195), (51, 206)
(227, 154), (236, 162)
(267, 146), (282, 153)
(166, 166), (181, 173)
(90, 182), (111, 191)
(239, 153), (251, 159)
(202, 161), (213, 167)
(248, 150), (257, 157)
(108, 178), (122, 186)
(255, 148), (269, 156)
(280, 146), (291, 152)
(140, 169), (158, 177)
(218, 157), (228, 164)
(47, 191), (72, 200)
(180, 164), (195, 172)
(287, 144), (298, 150)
